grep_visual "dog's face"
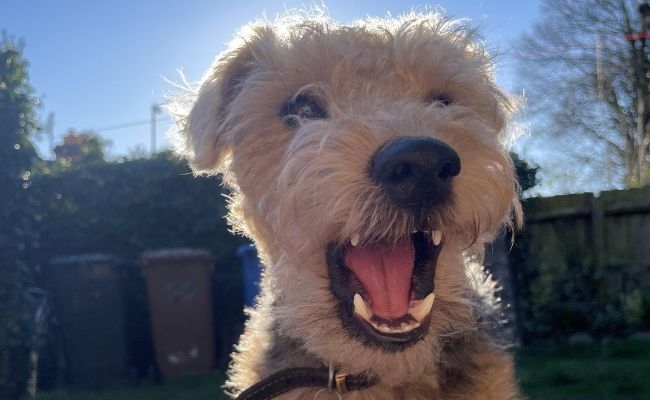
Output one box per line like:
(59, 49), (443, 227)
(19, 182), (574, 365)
(174, 13), (520, 378)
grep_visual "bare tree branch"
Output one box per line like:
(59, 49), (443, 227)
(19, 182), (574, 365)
(514, 0), (650, 189)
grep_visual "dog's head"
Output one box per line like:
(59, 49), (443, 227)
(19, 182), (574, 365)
(172, 12), (521, 380)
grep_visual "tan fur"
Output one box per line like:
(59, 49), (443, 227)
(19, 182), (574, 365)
(171, 12), (522, 400)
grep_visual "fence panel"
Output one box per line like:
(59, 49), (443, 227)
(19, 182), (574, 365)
(508, 187), (650, 341)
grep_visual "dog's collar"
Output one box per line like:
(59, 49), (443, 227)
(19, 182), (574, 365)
(235, 364), (377, 400)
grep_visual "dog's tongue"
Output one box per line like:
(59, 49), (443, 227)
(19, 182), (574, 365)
(344, 239), (415, 319)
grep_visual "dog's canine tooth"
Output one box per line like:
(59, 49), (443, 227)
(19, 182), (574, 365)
(408, 293), (435, 322)
(353, 293), (372, 321)
(432, 230), (443, 246)
(350, 233), (360, 247)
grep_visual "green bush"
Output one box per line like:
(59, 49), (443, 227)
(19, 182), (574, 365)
(1, 152), (249, 395)
(510, 220), (647, 342)
(25, 153), (239, 263)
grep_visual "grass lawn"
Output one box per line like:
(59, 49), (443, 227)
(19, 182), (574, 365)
(28, 340), (650, 400)
(28, 374), (230, 400)
(516, 339), (650, 400)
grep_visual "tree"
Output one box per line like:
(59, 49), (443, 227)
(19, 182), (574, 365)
(512, 152), (538, 194)
(0, 34), (41, 400)
(52, 130), (108, 168)
(515, 0), (650, 190)
(0, 32), (39, 182)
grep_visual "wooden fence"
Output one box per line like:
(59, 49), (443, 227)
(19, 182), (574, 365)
(486, 187), (650, 341)
(522, 187), (650, 295)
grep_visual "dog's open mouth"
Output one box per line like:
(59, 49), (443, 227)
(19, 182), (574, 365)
(327, 231), (442, 349)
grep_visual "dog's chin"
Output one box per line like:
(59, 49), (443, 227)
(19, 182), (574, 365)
(326, 231), (442, 351)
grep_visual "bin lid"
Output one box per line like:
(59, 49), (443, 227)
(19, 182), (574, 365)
(49, 253), (119, 266)
(140, 248), (214, 265)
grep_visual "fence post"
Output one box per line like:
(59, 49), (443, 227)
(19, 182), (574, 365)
(590, 194), (605, 271)
(590, 194), (608, 308)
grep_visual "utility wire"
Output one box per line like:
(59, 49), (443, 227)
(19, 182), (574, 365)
(93, 116), (171, 133)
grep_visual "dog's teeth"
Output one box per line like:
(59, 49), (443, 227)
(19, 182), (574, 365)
(399, 322), (412, 332)
(371, 320), (421, 334)
(409, 293), (435, 322)
(432, 230), (443, 246)
(353, 293), (372, 321)
(355, 293), (429, 334)
(350, 233), (360, 247)
(402, 321), (420, 332)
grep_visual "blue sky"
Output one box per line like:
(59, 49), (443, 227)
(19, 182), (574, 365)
(2, 1), (540, 159)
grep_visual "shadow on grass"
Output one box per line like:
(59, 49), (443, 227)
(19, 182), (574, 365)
(28, 373), (230, 400)
(517, 339), (650, 400)
(27, 339), (650, 400)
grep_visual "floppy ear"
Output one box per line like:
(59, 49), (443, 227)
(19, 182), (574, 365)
(172, 41), (256, 174)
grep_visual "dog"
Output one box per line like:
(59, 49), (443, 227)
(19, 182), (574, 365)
(171, 11), (523, 400)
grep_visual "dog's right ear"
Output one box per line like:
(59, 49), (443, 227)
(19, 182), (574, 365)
(171, 41), (256, 174)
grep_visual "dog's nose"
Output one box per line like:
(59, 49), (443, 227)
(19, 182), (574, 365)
(371, 137), (461, 212)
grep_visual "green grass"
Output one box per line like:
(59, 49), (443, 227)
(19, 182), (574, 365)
(516, 339), (650, 400)
(27, 340), (650, 400)
(28, 374), (229, 400)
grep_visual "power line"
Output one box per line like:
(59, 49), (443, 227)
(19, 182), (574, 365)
(93, 116), (171, 133)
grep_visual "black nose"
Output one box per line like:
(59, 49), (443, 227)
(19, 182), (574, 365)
(371, 137), (461, 212)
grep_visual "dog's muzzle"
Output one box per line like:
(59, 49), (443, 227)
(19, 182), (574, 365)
(326, 136), (458, 351)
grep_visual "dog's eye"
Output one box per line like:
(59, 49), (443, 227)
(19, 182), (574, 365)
(280, 94), (329, 128)
(424, 93), (453, 107)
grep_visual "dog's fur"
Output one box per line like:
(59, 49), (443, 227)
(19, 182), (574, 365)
(171, 11), (523, 400)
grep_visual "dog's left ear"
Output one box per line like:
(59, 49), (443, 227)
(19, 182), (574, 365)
(171, 39), (258, 174)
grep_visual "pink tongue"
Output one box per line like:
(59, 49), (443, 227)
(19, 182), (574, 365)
(345, 239), (415, 319)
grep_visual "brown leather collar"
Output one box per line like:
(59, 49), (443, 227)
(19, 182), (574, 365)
(235, 365), (377, 400)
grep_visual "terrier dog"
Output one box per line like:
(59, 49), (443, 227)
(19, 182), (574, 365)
(172, 12), (522, 400)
